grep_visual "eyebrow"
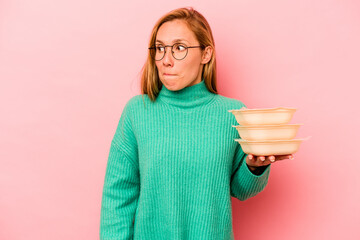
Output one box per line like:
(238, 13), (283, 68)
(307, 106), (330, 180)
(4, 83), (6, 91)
(155, 38), (189, 44)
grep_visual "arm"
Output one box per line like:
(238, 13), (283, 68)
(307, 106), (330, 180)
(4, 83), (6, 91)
(100, 101), (140, 240)
(230, 143), (270, 201)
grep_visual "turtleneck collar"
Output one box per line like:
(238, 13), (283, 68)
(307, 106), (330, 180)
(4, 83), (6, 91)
(157, 79), (216, 109)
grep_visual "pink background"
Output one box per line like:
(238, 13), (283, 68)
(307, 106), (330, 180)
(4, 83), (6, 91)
(1, 0), (359, 239)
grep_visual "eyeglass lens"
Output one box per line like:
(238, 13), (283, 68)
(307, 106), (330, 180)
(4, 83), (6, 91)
(150, 43), (188, 60)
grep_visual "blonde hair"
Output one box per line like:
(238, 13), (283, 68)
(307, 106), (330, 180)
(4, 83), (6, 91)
(140, 7), (218, 102)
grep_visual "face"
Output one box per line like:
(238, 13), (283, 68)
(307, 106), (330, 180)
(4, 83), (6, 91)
(154, 20), (212, 91)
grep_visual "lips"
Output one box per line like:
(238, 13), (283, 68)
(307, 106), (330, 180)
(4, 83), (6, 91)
(164, 73), (176, 76)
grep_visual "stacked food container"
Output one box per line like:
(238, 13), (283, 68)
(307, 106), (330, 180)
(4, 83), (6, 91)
(228, 107), (309, 156)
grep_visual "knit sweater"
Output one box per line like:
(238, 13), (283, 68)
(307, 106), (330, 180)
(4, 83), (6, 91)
(100, 79), (270, 240)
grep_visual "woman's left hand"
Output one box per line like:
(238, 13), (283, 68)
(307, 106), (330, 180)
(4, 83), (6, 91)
(246, 154), (294, 170)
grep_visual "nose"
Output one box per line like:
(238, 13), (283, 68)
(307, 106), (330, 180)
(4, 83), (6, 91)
(162, 46), (174, 66)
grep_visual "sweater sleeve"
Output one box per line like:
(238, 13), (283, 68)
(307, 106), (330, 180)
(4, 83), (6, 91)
(100, 100), (140, 240)
(230, 132), (271, 201)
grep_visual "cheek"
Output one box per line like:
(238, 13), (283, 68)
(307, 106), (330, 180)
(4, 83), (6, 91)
(183, 57), (201, 74)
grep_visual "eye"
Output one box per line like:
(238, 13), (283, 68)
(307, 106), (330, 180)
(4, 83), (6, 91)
(174, 44), (187, 51)
(156, 45), (165, 52)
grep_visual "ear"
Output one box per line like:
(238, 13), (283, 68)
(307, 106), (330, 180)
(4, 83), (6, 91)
(201, 46), (213, 64)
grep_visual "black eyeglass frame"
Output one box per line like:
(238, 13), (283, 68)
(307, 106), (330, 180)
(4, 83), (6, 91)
(148, 44), (203, 61)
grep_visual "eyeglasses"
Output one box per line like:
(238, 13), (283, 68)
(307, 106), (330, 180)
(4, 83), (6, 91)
(148, 43), (202, 61)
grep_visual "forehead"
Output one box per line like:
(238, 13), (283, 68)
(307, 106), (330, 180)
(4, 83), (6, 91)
(156, 20), (197, 44)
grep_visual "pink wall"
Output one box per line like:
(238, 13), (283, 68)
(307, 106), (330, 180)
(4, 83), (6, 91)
(1, 0), (359, 239)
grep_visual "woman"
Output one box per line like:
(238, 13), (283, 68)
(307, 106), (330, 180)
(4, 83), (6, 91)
(100, 7), (293, 240)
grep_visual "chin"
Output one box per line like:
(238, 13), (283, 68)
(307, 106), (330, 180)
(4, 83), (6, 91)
(166, 84), (183, 91)
(162, 79), (183, 91)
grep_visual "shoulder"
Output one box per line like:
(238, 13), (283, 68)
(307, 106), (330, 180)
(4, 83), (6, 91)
(122, 94), (154, 115)
(123, 94), (151, 109)
(214, 94), (247, 110)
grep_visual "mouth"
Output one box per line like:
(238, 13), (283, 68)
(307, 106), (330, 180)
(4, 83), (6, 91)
(163, 73), (176, 76)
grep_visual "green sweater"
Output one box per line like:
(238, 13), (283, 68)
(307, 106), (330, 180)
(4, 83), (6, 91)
(100, 79), (270, 240)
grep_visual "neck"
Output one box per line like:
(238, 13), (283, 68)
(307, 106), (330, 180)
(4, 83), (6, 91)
(157, 79), (216, 109)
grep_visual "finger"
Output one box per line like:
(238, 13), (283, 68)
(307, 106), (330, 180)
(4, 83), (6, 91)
(247, 154), (268, 167)
(246, 154), (258, 166)
(275, 154), (294, 161)
(257, 156), (271, 166)
(268, 155), (276, 163)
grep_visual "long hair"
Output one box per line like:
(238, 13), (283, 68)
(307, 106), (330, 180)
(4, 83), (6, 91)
(140, 7), (217, 102)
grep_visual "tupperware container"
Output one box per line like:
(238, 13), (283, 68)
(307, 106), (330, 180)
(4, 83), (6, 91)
(234, 138), (310, 156)
(232, 124), (302, 141)
(228, 107), (297, 125)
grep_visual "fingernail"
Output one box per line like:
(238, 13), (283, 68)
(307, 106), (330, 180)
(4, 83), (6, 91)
(269, 156), (275, 161)
(260, 156), (265, 161)
(289, 155), (294, 160)
(248, 155), (253, 160)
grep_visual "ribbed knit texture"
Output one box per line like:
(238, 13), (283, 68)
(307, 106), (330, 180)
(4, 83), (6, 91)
(100, 80), (270, 240)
